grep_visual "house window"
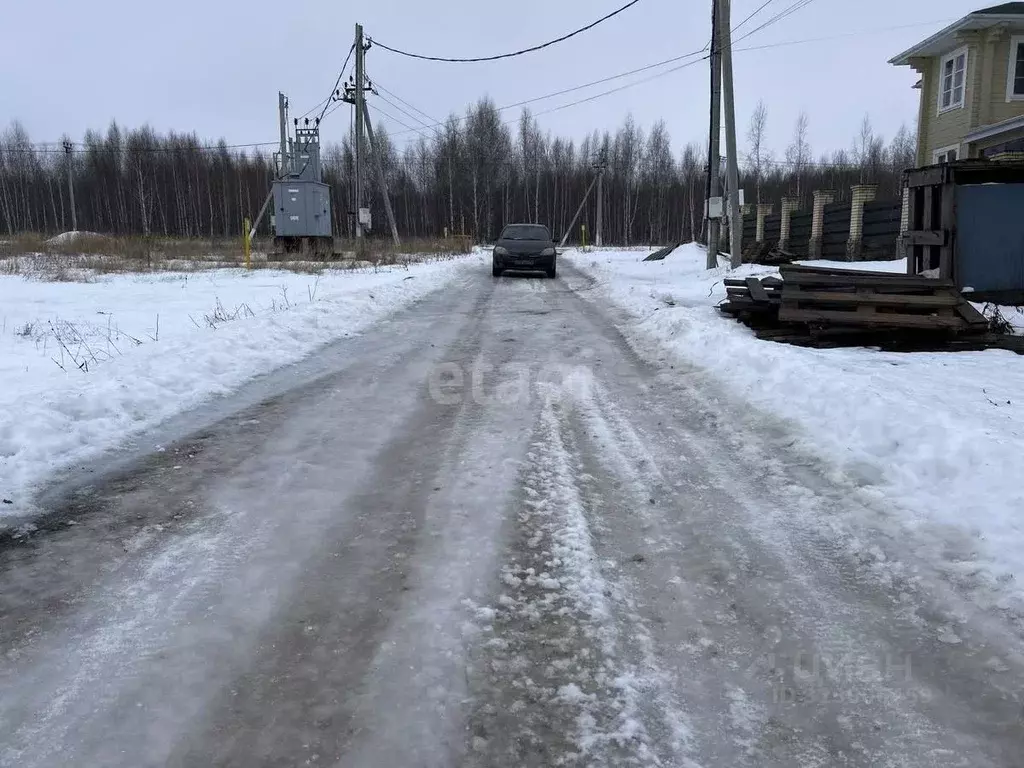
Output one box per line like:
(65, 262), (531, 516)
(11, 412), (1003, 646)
(938, 46), (968, 113)
(1007, 36), (1024, 100)
(933, 145), (959, 164)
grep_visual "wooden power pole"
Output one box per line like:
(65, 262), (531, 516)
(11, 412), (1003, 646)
(354, 23), (366, 240)
(719, 0), (743, 268)
(362, 102), (401, 246)
(706, 0), (722, 269)
(63, 141), (77, 232)
(560, 171), (601, 249)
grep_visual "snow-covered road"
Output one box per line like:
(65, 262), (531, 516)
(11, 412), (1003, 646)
(1, 260), (1023, 766)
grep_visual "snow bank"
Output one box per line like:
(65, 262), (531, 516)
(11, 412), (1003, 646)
(45, 231), (102, 246)
(794, 257), (908, 273)
(564, 244), (1024, 593)
(0, 255), (477, 516)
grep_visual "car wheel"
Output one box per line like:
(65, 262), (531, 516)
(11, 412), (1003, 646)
(547, 264), (557, 279)
(492, 264), (503, 278)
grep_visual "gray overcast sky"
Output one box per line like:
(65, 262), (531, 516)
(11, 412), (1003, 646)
(0, 0), (972, 157)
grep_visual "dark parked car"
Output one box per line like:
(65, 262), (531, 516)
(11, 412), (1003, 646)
(492, 223), (557, 278)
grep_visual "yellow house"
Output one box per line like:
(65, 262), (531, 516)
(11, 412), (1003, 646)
(890, 3), (1024, 165)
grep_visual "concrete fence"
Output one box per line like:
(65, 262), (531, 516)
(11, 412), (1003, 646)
(740, 184), (903, 262)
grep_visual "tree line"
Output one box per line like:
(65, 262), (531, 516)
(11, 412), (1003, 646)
(0, 99), (916, 245)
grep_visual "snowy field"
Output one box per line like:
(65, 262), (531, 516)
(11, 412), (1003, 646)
(565, 244), (1024, 601)
(0, 253), (480, 519)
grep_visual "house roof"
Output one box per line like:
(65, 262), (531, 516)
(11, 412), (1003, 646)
(890, 3), (1024, 65)
(975, 3), (1024, 13)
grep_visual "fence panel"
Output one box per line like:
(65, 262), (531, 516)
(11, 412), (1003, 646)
(861, 200), (902, 259)
(822, 202), (852, 259)
(743, 216), (756, 244)
(788, 211), (812, 256)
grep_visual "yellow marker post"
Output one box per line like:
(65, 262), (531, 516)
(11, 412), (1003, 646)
(581, 224), (588, 250)
(242, 217), (251, 270)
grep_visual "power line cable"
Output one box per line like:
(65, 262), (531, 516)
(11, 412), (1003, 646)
(374, 91), (441, 135)
(532, 54), (709, 119)
(9, 141), (278, 155)
(321, 97), (347, 123)
(370, 103), (432, 139)
(299, 94), (333, 120)
(733, 19), (954, 53)
(368, 0), (644, 62)
(21, 12), (948, 156)
(520, 0), (854, 126)
(734, 0), (816, 44)
(733, 0), (778, 32)
(373, 83), (442, 127)
(296, 44), (355, 121)
(316, 43), (356, 124)
(382, 0), (822, 137)
(299, 93), (331, 120)
(384, 46), (708, 137)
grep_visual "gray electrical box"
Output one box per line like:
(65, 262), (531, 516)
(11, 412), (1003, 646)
(273, 181), (331, 238)
(271, 123), (333, 256)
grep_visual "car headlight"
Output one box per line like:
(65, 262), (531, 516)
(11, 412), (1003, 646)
(493, 246), (508, 256)
(541, 247), (555, 256)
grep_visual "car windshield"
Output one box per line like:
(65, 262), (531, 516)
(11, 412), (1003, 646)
(501, 225), (550, 241)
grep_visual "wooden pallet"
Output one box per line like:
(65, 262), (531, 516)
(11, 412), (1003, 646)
(778, 265), (988, 332)
(719, 276), (782, 318)
(715, 264), (1014, 352)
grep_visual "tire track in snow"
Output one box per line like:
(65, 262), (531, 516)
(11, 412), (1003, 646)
(564, 371), (976, 767)
(464, 380), (695, 767)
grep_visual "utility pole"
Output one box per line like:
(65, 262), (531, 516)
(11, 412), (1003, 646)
(363, 102), (401, 246)
(719, 0), (743, 268)
(593, 152), (607, 247)
(706, 0), (722, 270)
(354, 23), (366, 240)
(278, 92), (290, 177)
(63, 141), (77, 232)
(559, 170), (601, 249)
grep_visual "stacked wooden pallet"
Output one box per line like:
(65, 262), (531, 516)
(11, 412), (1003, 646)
(717, 264), (1023, 351)
(779, 264), (988, 332)
(719, 275), (783, 326)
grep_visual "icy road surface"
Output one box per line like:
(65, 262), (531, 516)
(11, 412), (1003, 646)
(1, 262), (1023, 767)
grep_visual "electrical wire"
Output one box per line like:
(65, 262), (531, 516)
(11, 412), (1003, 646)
(733, 0), (778, 32)
(298, 94), (333, 121)
(374, 91), (441, 136)
(317, 43), (356, 124)
(380, 0), (824, 138)
(382, 45), (709, 137)
(370, 103), (433, 139)
(733, 19), (954, 54)
(7, 141), (278, 155)
(520, 0), (866, 127)
(733, 0), (817, 44)
(535, 55), (710, 119)
(21, 11), (947, 157)
(373, 83), (442, 128)
(321, 97), (347, 122)
(368, 0), (643, 63)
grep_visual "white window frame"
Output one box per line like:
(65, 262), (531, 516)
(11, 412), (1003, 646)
(933, 144), (961, 164)
(937, 45), (969, 114)
(1006, 35), (1024, 101)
